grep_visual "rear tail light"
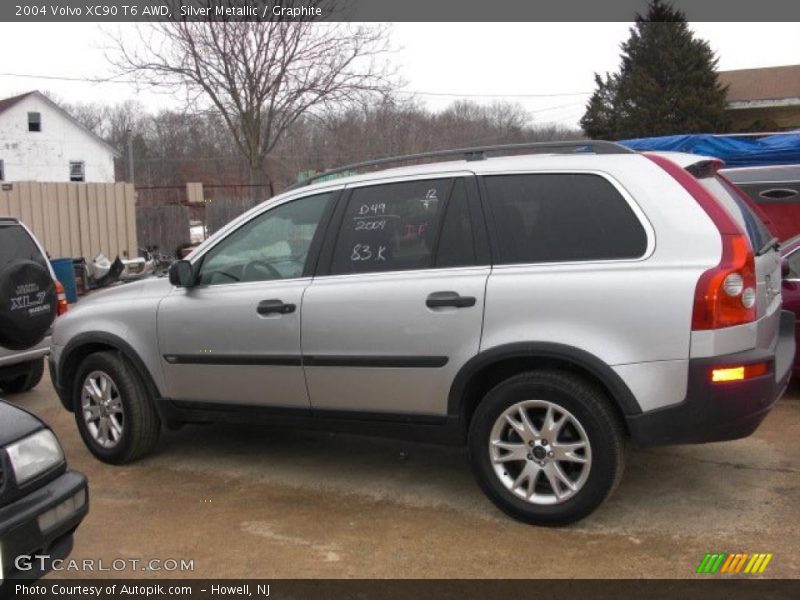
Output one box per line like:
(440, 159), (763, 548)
(646, 153), (757, 330)
(55, 281), (68, 316)
(722, 273), (744, 297)
(691, 233), (756, 329)
(711, 362), (769, 383)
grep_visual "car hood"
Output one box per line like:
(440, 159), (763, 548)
(73, 277), (173, 307)
(0, 400), (44, 445)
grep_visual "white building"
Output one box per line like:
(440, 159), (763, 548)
(0, 91), (118, 183)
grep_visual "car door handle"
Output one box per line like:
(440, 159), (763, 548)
(257, 299), (296, 315)
(426, 291), (477, 309)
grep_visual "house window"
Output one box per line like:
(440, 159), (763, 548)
(28, 112), (41, 132)
(69, 161), (85, 182)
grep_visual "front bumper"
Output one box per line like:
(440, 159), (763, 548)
(48, 345), (74, 414)
(47, 352), (71, 412)
(627, 310), (796, 445)
(0, 469), (88, 581)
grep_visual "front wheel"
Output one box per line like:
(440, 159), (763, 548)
(469, 370), (625, 525)
(73, 351), (161, 464)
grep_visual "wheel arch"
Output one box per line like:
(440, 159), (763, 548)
(448, 342), (642, 434)
(58, 332), (162, 412)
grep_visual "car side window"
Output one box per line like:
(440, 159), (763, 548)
(330, 179), (452, 275)
(198, 192), (334, 285)
(484, 173), (647, 264)
(436, 178), (477, 268)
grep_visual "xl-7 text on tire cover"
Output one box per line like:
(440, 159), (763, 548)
(49, 141), (795, 525)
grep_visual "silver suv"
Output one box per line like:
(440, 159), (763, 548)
(50, 142), (795, 524)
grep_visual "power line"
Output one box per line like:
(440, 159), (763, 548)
(396, 89), (591, 98)
(0, 71), (592, 99)
(0, 72), (136, 84)
(527, 102), (586, 114)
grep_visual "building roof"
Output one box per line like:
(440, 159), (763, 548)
(0, 91), (36, 114)
(719, 65), (800, 103)
(0, 90), (120, 156)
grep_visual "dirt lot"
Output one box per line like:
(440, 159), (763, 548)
(8, 371), (800, 579)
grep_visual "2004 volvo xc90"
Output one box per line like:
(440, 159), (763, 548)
(49, 141), (795, 524)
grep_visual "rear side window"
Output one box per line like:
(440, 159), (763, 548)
(330, 179), (451, 275)
(698, 176), (773, 253)
(0, 223), (48, 269)
(484, 173), (648, 265)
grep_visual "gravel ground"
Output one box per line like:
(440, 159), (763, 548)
(7, 371), (799, 579)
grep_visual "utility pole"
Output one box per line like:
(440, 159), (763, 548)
(126, 128), (135, 184)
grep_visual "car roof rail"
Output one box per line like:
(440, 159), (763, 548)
(289, 140), (635, 189)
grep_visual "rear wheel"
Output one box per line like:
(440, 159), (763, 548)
(73, 351), (161, 464)
(468, 370), (625, 525)
(0, 358), (45, 393)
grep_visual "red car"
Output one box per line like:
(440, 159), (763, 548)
(781, 234), (800, 373)
(723, 165), (800, 242)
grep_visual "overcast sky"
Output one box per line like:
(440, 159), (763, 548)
(0, 22), (797, 128)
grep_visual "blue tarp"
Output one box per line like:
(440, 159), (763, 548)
(619, 132), (800, 167)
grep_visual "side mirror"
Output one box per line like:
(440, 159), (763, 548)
(169, 260), (195, 288)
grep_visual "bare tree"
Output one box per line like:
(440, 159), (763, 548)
(109, 1), (393, 195)
(273, 98), (582, 184)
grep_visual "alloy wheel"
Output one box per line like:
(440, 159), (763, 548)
(489, 399), (592, 505)
(81, 370), (125, 449)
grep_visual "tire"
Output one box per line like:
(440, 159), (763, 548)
(468, 370), (625, 526)
(0, 259), (57, 350)
(0, 358), (45, 393)
(72, 351), (161, 464)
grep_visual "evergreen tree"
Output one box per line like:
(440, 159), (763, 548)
(581, 73), (619, 139)
(581, 0), (729, 139)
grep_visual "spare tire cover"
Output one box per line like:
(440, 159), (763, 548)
(0, 259), (57, 350)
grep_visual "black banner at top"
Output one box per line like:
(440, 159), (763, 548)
(2, 0), (800, 22)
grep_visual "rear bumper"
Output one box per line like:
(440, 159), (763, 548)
(0, 470), (88, 581)
(627, 310), (796, 445)
(0, 337), (50, 369)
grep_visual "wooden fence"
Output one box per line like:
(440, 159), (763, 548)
(0, 181), (137, 260)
